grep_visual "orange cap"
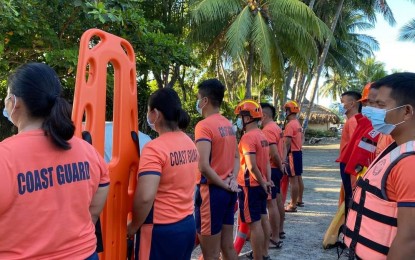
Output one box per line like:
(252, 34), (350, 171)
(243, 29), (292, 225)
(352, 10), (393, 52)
(358, 82), (372, 102)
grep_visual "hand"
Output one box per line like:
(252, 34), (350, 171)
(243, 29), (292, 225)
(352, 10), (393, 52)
(127, 221), (139, 238)
(228, 178), (241, 192)
(269, 180), (275, 187)
(261, 181), (272, 194)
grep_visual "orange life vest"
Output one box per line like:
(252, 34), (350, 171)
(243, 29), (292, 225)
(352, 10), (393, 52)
(344, 141), (415, 259)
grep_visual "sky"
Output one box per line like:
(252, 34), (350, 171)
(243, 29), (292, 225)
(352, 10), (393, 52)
(316, 0), (415, 105)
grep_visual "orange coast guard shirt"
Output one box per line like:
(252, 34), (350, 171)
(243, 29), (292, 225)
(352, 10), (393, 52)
(376, 134), (394, 156)
(284, 119), (303, 151)
(0, 130), (109, 260)
(195, 113), (237, 184)
(237, 128), (270, 187)
(138, 131), (198, 224)
(337, 115), (358, 162)
(262, 121), (283, 168)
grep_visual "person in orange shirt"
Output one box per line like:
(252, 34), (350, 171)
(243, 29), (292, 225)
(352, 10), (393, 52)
(260, 103), (285, 247)
(194, 79), (239, 260)
(336, 91), (361, 217)
(0, 63), (109, 260)
(344, 73), (415, 259)
(128, 88), (198, 260)
(282, 101), (304, 212)
(235, 100), (272, 260)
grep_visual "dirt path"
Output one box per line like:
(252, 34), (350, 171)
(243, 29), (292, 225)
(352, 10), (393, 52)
(192, 142), (344, 260)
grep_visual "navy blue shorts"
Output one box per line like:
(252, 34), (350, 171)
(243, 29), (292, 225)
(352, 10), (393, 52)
(195, 184), (237, 235)
(238, 186), (267, 223)
(286, 151), (303, 176)
(271, 168), (283, 196)
(135, 215), (195, 260)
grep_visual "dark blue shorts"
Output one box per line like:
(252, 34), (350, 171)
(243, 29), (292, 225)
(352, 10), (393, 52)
(286, 151), (303, 176)
(135, 215), (195, 260)
(238, 186), (267, 223)
(271, 168), (283, 196)
(195, 184), (237, 236)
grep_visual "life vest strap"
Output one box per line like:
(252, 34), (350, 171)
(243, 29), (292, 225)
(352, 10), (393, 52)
(345, 227), (389, 256)
(356, 178), (384, 199)
(350, 201), (397, 227)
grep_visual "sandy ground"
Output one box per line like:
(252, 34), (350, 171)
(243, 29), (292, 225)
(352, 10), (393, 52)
(192, 141), (346, 260)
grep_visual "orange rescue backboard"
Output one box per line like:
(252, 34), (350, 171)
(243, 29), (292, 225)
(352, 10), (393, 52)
(72, 29), (139, 260)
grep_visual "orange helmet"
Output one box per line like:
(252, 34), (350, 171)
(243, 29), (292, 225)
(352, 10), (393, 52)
(284, 100), (300, 114)
(234, 99), (263, 119)
(358, 82), (372, 102)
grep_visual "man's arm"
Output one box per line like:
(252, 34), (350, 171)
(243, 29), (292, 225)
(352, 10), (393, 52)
(269, 144), (283, 172)
(196, 141), (231, 191)
(283, 136), (292, 162)
(244, 153), (270, 193)
(228, 142), (240, 192)
(387, 207), (415, 259)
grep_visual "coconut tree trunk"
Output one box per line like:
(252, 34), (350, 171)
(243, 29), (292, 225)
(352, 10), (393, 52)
(308, 0), (316, 9)
(303, 0), (345, 129)
(245, 44), (254, 99)
(283, 66), (295, 105)
(272, 83), (277, 108)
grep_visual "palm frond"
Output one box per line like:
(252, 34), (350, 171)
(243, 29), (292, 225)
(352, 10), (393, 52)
(225, 6), (253, 59)
(190, 0), (241, 24)
(268, 0), (327, 42)
(398, 19), (415, 42)
(251, 12), (275, 73)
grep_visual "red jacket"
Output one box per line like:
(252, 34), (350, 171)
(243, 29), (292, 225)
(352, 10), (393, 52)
(344, 114), (380, 175)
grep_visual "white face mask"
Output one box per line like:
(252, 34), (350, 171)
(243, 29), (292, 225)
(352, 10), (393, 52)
(3, 94), (16, 124)
(146, 110), (159, 131)
(196, 98), (206, 115)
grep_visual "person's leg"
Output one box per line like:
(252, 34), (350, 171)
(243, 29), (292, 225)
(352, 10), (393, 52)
(220, 191), (238, 260)
(220, 225), (238, 260)
(288, 176), (299, 208)
(297, 176), (304, 204)
(340, 163), (352, 218)
(266, 199), (280, 243)
(261, 214), (271, 256)
(276, 194), (285, 237)
(248, 221), (264, 260)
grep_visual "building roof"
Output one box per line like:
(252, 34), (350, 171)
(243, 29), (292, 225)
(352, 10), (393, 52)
(298, 100), (340, 124)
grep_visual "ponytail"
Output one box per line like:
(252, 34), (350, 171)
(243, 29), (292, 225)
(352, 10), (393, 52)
(177, 109), (190, 130)
(42, 97), (75, 150)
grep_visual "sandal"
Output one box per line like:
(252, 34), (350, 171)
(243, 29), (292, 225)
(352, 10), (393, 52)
(270, 239), (283, 249)
(279, 232), (286, 239)
(284, 204), (297, 212)
(296, 202), (305, 207)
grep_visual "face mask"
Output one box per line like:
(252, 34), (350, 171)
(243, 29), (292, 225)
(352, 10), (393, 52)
(361, 106), (375, 120)
(258, 120), (262, 128)
(196, 98), (206, 115)
(369, 105), (406, 135)
(284, 111), (288, 118)
(236, 118), (243, 130)
(3, 95), (16, 124)
(146, 110), (158, 131)
(339, 103), (347, 115)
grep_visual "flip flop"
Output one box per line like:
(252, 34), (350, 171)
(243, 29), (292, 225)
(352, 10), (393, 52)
(284, 204), (297, 212)
(279, 232), (286, 239)
(270, 239), (283, 249)
(296, 202), (305, 207)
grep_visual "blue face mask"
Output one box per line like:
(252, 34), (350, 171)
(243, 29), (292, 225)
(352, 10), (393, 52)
(236, 118), (243, 130)
(362, 106), (375, 120)
(338, 103), (347, 115)
(368, 105), (406, 135)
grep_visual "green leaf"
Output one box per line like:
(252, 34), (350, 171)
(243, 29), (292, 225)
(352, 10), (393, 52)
(190, 0), (241, 24)
(225, 6), (253, 59)
(251, 12), (274, 73)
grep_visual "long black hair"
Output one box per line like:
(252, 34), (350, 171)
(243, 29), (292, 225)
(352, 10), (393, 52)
(148, 88), (190, 130)
(8, 63), (75, 150)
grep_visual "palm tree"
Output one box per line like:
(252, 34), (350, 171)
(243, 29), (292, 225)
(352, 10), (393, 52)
(190, 0), (330, 98)
(302, 0), (395, 129)
(399, 19), (415, 42)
